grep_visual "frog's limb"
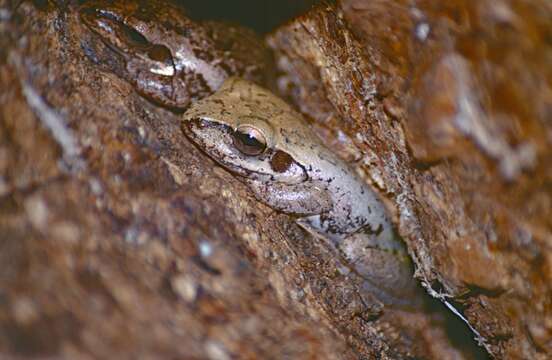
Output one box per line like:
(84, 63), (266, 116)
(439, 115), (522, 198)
(297, 215), (421, 308)
(339, 231), (422, 307)
(246, 180), (333, 215)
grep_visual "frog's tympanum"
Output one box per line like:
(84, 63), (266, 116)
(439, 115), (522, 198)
(182, 78), (421, 308)
(79, 0), (271, 110)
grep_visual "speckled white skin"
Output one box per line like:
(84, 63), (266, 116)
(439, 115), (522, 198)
(182, 77), (419, 307)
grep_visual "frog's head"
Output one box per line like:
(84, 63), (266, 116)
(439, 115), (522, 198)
(79, 1), (271, 110)
(182, 78), (308, 184)
(79, 1), (198, 108)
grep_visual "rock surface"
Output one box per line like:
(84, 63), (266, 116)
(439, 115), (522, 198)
(0, 1), (348, 359)
(269, 1), (552, 358)
(1, 0), (550, 359)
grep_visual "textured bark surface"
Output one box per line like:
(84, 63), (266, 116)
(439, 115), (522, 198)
(1, 0), (549, 359)
(269, 1), (552, 359)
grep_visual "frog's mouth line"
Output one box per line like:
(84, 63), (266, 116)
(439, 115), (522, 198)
(182, 118), (309, 184)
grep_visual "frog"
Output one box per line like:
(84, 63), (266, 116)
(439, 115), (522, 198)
(78, 0), (272, 110)
(181, 77), (422, 308)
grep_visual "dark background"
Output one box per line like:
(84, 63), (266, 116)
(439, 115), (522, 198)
(178, 0), (324, 33)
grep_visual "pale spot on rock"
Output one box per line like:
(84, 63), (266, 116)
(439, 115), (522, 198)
(12, 297), (38, 325)
(171, 274), (198, 302)
(204, 340), (230, 360)
(51, 221), (80, 245)
(415, 22), (430, 41)
(199, 240), (213, 258)
(24, 195), (49, 231)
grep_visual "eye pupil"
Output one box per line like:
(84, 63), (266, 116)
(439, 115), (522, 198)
(232, 126), (267, 155)
(123, 25), (149, 46)
(237, 132), (261, 147)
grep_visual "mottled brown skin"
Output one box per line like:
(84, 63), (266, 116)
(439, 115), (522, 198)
(79, 0), (272, 110)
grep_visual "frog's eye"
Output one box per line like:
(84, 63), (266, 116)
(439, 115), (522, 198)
(232, 125), (267, 156)
(81, 8), (175, 71)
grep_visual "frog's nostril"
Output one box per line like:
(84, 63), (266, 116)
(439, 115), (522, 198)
(189, 118), (207, 129)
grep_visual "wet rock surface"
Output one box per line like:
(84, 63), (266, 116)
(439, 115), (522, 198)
(0, 0), (550, 359)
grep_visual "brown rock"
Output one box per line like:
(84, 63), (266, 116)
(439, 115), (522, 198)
(3, 0), (550, 359)
(0, 1), (349, 359)
(269, 0), (552, 358)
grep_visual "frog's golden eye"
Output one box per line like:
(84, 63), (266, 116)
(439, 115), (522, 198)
(232, 125), (267, 156)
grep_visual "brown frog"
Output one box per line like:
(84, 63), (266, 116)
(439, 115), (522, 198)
(79, 0), (272, 110)
(182, 77), (423, 308)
